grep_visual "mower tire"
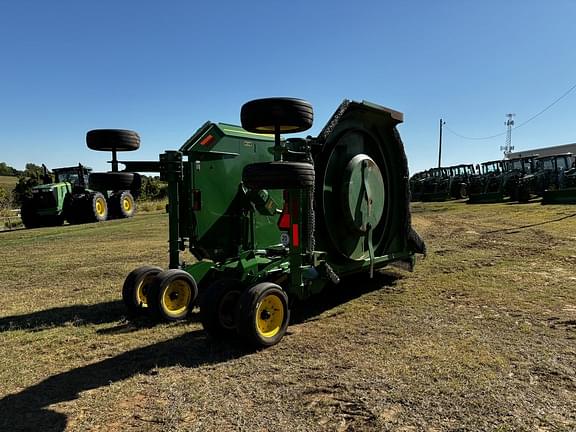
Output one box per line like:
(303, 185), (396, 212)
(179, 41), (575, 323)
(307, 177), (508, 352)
(122, 266), (163, 316)
(236, 282), (290, 348)
(243, 161), (315, 190)
(241, 98), (313, 134)
(147, 269), (198, 322)
(200, 279), (243, 339)
(86, 129), (140, 152)
(89, 172), (141, 193)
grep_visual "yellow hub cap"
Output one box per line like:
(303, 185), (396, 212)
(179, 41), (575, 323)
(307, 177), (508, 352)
(256, 294), (284, 338)
(95, 197), (106, 216)
(161, 280), (191, 315)
(122, 196), (133, 212)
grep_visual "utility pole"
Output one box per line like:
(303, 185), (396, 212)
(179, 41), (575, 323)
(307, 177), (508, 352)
(501, 113), (515, 158)
(438, 118), (445, 168)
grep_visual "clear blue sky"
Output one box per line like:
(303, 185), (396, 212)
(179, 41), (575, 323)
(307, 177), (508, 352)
(1, 0), (575, 174)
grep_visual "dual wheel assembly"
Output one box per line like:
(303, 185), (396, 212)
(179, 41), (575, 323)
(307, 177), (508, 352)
(200, 280), (290, 348)
(122, 266), (198, 321)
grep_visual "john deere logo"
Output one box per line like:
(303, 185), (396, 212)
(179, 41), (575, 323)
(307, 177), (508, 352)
(280, 232), (290, 247)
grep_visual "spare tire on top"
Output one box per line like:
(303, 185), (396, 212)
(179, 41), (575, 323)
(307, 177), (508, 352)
(86, 129), (140, 152)
(240, 98), (313, 134)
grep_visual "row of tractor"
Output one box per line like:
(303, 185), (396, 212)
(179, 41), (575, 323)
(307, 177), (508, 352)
(20, 131), (141, 228)
(410, 153), (576, 204)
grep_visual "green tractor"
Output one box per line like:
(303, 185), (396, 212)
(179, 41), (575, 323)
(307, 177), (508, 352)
(467, 156), (535, 203)
(517, 153), (574, 203)
(119, 98), (425, 348)
(20, 130), (141, 229)
(409, 170), (429, 202)
(467, 160), (503, 203)
(542, 156), (576, 204)
(418, 164), (475, 202)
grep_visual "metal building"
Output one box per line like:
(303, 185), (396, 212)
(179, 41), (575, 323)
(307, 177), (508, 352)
(507, 143), (576, 158)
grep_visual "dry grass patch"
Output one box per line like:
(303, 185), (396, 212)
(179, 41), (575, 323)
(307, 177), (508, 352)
(0, 202), (575, 431)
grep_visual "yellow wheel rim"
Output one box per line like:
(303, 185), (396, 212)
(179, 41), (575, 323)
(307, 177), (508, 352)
(122, 196), (133, 212)
(256, 294), (284, 338)
(135, 274), (155, 308)
(95, 197), (106, 216)
(161, 279), (191, 315)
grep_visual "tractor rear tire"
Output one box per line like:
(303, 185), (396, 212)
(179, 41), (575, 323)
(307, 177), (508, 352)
(89, 172), (141, 193)
(200, 279), (243, 339)
(109, 191), (136, 219)
(236, 282), (290, 348)
(243, 161), (315, 190)
(241, 98), (313, 134)
(86, 129), (140, 152)
(147, 270), (198, 322)
(122, 266), (163, 316)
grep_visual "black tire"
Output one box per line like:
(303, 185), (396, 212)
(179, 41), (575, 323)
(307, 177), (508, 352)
(86, 129), (140, 152)
(241, 98), (313, 134)
(109, 191), (136, 219)
(20, 200), (39, 229)
(456, 183), (468, 199)
(122, 266), (163, 316)
(200, 279), (243, 339)
(89, 172), (141, 192)
(236, 282), (290, 348)
(63, 194), (85, 225)
(87, 192), (108, 222)
(243, 161), (315, 190)
(518, 186), (531, 203)
(147, 269), (198, 322)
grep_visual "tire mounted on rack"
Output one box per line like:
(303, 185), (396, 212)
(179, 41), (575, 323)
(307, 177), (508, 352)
(86, 129), (140, 152)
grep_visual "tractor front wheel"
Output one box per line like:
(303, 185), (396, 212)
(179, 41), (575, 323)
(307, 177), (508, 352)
(148, 270), (198, 321)
(200, 279), (243, 339)
(236, 282), (290, 348)
(20, 200), (39, 229)
(122, 266), (163, 316)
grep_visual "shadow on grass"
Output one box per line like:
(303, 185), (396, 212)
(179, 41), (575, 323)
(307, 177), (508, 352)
(291, 270), (404, 325)
(0, 301), (127, 332)
(0, 330), (246, 432)
(0, 270), (402, 431)
(485, 211), (576, 234)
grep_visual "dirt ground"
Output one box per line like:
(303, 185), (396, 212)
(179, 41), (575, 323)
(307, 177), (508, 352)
(0, 202), (575, 431)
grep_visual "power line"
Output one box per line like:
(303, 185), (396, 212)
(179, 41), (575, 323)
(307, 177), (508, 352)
(444, 124), (506, 140)
(444, 81), (576, 141)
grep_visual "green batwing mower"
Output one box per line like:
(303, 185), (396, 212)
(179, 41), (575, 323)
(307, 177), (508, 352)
(120, 98), (425, 348)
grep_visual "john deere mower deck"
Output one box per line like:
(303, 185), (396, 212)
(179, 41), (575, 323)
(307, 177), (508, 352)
(120, 98), (425, 348)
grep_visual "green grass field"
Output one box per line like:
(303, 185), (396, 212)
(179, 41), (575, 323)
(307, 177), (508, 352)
(0, 203), (575, 431)
(0, 175), (17, 194)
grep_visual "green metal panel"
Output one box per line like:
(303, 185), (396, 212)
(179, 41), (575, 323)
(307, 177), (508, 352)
(180, 123), (282, 262)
